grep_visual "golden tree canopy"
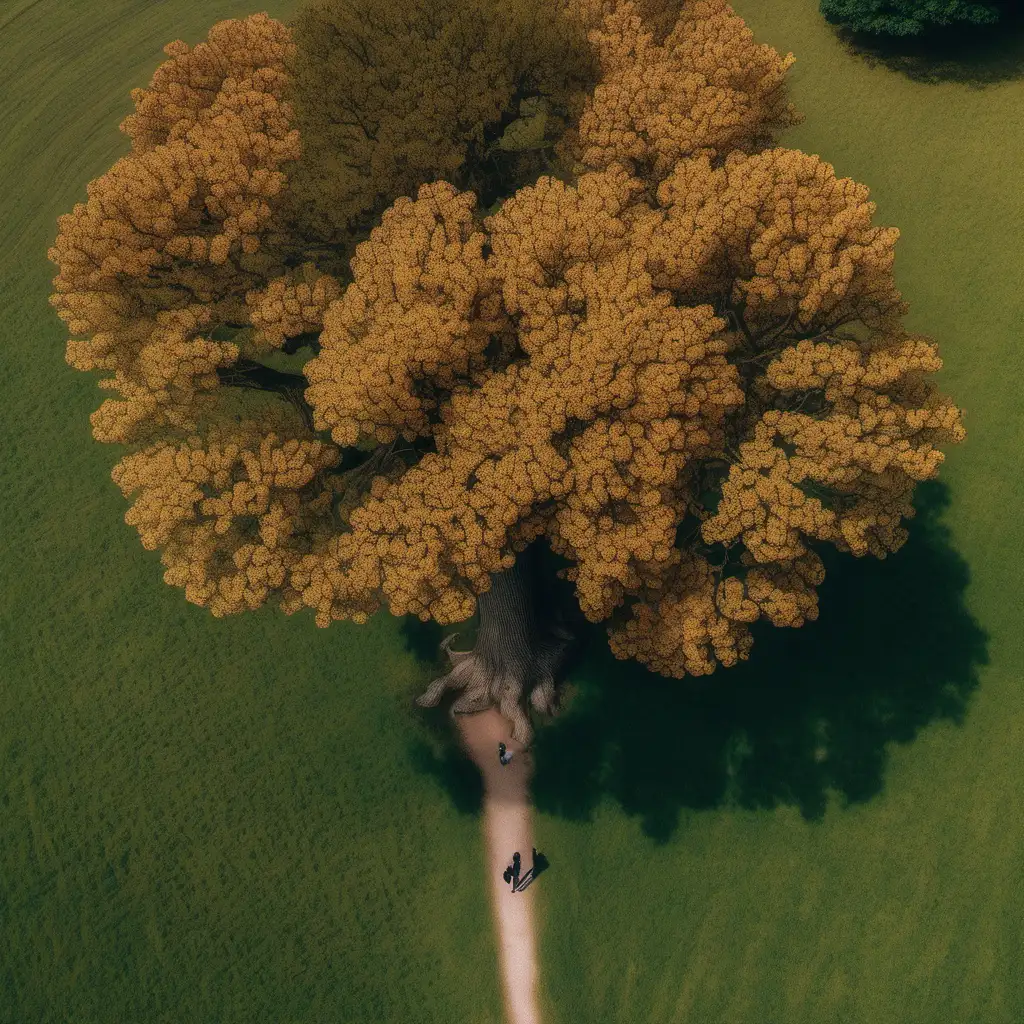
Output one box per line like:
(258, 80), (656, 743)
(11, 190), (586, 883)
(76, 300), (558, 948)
(557, 0), (802, 182)
(282, 0), (604, 254)
(49, 1), (965, 688)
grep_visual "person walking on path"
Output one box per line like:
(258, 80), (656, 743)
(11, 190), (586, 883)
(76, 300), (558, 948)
(511, 851), (522, 891)
(503, 864), (514, 886)
(498, 742), (514, 766)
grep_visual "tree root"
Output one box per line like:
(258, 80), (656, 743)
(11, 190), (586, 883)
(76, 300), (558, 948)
(415, 629), (573, 745)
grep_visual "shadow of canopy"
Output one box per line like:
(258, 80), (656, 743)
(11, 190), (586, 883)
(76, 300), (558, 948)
(531, 479), (988, 839)
(832, 4), (1024, 87)
(402, 479), (988, 841)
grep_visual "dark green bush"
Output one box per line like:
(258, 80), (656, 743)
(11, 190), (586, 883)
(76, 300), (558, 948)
(820, 0), (1004, 35)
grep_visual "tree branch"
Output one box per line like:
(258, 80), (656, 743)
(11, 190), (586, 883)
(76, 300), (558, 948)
(733, 344), (786, 367)
(723, 299), (756, 354)
(792, 314), (857, 341)
(216, 358), (315, 431)
(751, 307), (798, 349)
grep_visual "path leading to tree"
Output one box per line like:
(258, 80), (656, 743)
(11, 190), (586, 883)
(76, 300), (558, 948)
(455, 709), (541, 1024)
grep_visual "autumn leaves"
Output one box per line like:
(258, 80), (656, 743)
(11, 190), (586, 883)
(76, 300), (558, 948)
(47, 0), (965, 683)
(48, 13), (299, 448)
(306, 183), (504, 448)
(567, 0), (801, 180)
(112, 421), (339, 617)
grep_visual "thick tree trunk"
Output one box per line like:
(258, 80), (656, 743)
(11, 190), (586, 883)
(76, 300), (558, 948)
(415, 547), (574, 745)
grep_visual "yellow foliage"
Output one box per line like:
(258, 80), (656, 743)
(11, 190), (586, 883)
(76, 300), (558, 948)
(112, 414), (340, 617)
(559, 0), (801, 182)
(49, 0), (965, 688)
(703, 329), (965, 563)
(119, 13), (295, 153)
(292, 5), (963, 675)
(245, 262), (343, 352)
(607, 552), (755, 676)
(303, 181), (507, 447)
(284, 0), (602, 250)
(652, 148), (907, 333)
(48, 14), (302, 444)
(297, 164), (746, 626)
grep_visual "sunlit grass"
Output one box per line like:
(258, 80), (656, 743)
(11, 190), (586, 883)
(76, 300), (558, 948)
(0, 3), (500, 1021)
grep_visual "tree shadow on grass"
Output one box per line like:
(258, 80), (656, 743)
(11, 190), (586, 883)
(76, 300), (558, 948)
(399, 615), (449, 667)
(399, 479), (988, 841)
(407, 703), (486, 816)
(833, 6), (1024, 87)
(529, 478), (988, 841)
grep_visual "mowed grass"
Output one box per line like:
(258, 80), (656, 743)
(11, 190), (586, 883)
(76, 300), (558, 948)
(529, 2), (1024, 1023)
(0, 3), (500, 1022)
(4, 1), (1024, 1023)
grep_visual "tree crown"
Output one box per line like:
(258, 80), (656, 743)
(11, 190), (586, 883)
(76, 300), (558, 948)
(48, 0), (965, 686)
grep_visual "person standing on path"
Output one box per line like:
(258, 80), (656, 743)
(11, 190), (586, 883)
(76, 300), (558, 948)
(511, 851), (522, 891)
(498, 742), (514, 766)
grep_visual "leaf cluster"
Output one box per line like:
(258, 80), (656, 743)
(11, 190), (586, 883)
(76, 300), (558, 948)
(280, 0), (603, 259)
(48, 0), (967, 690)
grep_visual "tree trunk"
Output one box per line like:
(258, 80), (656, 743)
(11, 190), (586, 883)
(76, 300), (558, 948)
(415, 546), (574, 745)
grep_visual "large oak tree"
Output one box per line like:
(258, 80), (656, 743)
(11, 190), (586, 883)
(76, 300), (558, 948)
(49, 0), (965, 743)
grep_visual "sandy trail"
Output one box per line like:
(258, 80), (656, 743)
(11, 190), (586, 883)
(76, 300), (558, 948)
(455, 709), (541, 1024)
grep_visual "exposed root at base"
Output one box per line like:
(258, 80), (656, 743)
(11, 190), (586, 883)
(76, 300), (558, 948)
(415, 629), (573, 745)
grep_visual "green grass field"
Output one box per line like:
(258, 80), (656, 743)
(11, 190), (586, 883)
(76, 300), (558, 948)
(531, 2), (1024, 1021)
(0, 3), (499, 1022)
(1, 0), (1023, 1021)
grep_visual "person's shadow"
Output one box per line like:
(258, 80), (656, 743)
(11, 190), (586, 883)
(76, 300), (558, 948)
(831, 3), (1024, 87)
(512, 851), (550, 893)
(404, 479), (989, 841)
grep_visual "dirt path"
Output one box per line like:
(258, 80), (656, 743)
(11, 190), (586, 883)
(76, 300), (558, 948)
(455, 709), (541, 1024)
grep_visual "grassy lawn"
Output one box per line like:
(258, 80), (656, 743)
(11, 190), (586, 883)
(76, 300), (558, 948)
(530, 2), (1024, 1022)
(4, 0), (1023, 1022)
(0, 3), (500, 1022)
